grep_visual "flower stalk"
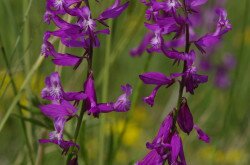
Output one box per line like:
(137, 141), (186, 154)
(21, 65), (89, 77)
(173, 6), (191, 130)
(39, 0), (131, 164)
(133, 0), (232, 164)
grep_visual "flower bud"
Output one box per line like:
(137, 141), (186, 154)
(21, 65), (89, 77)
(177, 98), (194, 134)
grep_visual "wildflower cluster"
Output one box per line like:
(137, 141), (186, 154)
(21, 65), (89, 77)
(133, 0), (231, 164)
(39, 0), (131, 159)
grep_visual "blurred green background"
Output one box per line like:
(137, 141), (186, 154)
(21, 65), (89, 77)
(0, 0), (250, 165)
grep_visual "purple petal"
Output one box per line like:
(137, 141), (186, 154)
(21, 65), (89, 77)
(139, 72), (173, 85)
(63, 92), (87, 101)
(183, 67), (208, 94)
(179, 138), (187, 165)
(195, 34), (220, 53)
(147, 113), (173, 150)
(98, 1), (129, 21)
(190, 0), (208, 7)
(40, 100), (77, 120)
(52, 54), (81, 66)
(39, 139), (79, 153)
(41, 72), (63, 101)
(53, 117), (66, 133)
(130, 33), (154, 57)
(143, 85), (161, 107)
(194, 125), (210, 143)
(84, 73), (98, 114)
(136, 150), (164, 165)
(98, 103), (114, 113)
(113, 84), (132, 111)
(170, 133), (181, 163)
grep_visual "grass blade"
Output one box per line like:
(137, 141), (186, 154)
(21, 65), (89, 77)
(12, 114), (50, 129)
(0, 55), (44, 133)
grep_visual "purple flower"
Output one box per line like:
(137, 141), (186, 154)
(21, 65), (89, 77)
(177, 98), (194, 134)
(214, 8), (232, 37)
(143, 85), (161, 107)
(146, 113), (173, 150)
(42, 0), (129, 69)
(50, 117), (66, 141)
(168, 0), (181, 10)
(41, 72), (86, 103)
(84, 74), (132, 117)
(170, 132), (181, 163)
(162, 49), (196, 66)
(138, 113), (187, 165)
(39, 116), (79, 154)
(139, 72), (175, 106)
(194, 34), (220, 54)
(41, 72), (63, 102)
(113, 84), (133, 112)
(140, 72), (175, 86)
(183, 66), (208, 94)
(194, 125), (210, 143)
(186, 0), (208, 11)
(143, 17), (180, 53)
(40, 100), (78, 120)
(84, 73), (98, 116)
(45, 0), (82, 19)
(195, 8), (231, 53)
(168, 133), (187, 165)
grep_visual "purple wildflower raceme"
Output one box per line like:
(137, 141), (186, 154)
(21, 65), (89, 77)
(39, 0), (131, 161)
(134, 0), (231, 164)
(42, 0), (129, 68)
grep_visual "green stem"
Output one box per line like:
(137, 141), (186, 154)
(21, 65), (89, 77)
(67, 1), (92, 163)
(9, 0), (33, 64)
(73, 101), (86, 143)
(35, 131), (46, 165)
(172, 1), (190, 129)
(22, 0), (35, 163)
